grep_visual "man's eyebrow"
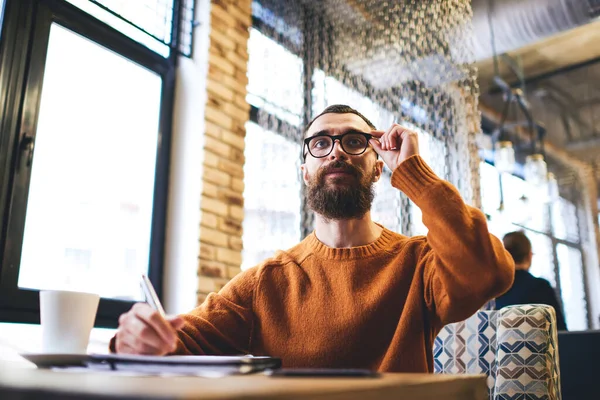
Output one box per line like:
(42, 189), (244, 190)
(307, 128), (370, 139)
(344, 128), (371, 135)
(311, 129), (331, 137)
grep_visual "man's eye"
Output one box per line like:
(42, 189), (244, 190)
(313, 139), (329, 148)
(346, 137), (366, 147)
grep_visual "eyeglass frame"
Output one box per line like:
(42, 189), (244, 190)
(302, 131), (375, 160)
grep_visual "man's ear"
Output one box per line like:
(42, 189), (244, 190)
(301, 164), (310, 185)
(373, 160), (384, 182)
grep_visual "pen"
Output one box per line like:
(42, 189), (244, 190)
(140, 274), (166, 317)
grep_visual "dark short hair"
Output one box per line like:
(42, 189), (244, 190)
(304, 104), (376, 138)
(502, 231), (532, 264)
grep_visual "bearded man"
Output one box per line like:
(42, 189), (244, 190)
(113, 105), (514, 373)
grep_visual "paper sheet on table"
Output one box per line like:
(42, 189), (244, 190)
(90, 353), (272, 365)
(85, 353), (281, 376)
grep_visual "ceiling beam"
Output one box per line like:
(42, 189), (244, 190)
(487, 54), (600, 95)
(536, 82), (597, 137)
(566, 136), (600, 151)
(581, 97), (600, 108)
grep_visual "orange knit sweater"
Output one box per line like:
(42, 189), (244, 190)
(173, 155), (515, 372)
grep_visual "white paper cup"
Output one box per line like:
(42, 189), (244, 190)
(40, 290), (100, 354)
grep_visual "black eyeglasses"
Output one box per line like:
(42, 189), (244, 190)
(303, 132), (374, 159)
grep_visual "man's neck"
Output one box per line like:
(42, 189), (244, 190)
(313, 211), (383, 248)
(515, 263), (530, 271)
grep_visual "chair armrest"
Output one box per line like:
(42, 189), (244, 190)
(495, 304), (561, 400)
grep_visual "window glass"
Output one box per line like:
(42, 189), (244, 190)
(480, 162), (507, 236)
(17, 24), (162, 301)
(528, 232), (556, 287)
(480, 163), (498, 210)
(66, 0), (171, 56)
(246, 28), (303, 127)
(552, 197), (579, 242)
(523, 187), (550, 233)
(557, 244), (588, 330)
(0, 0), (5, 33)
(479, 164), (546, 238)
(312, 69), (395, 130)
(251, 1), (302, 49)
(371, 171), (402, 234)
(501, 173), (533, 227)
(242, 122), (301, 270)
(83, 0), (174, 41)
(410, 130), (446, 236)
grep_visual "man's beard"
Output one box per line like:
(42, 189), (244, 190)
(305, 160), (376, 220)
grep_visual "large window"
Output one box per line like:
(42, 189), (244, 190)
(17, 24), (162, 300)
(243, 26), (304, 267)
(242, 123), (301, 269)
(479, 160), (589, 329)
(246, 29), (303, 127)
(0, 0), (191, 326)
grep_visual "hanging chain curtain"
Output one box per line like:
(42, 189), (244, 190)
(248, 0), (482, 238)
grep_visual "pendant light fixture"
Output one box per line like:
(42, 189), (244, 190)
(494, 141), (515, 174)
(524, 123), (549, 190)
(524, 154), (547, 186)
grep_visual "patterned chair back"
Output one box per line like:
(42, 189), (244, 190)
(433, 304), (561, 400)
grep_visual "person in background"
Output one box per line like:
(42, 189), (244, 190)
(112, 104), (515, 372)
(495, 230), (568, 331)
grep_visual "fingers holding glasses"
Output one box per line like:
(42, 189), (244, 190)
(370, 125), (404, 151)
(370, 124), (420, 171)
(384, 124), (408, 151)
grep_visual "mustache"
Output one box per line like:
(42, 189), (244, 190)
(318, 160), (360, 178)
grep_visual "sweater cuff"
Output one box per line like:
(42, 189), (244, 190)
(390, 155), (440, 200)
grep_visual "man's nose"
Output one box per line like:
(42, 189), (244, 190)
(328, 139), (347, 160)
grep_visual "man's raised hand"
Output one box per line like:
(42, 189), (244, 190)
(369, 124), (419, 171)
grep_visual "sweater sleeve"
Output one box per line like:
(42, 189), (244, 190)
(391, 155), (515, 326)
(172, 266), (259, 355)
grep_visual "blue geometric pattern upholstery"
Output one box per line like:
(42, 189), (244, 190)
(434, 304), (561, 400)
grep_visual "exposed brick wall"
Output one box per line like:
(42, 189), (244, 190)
(198, 0), (252, 305)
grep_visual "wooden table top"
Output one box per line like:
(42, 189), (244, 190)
(0, 363), (488, 400)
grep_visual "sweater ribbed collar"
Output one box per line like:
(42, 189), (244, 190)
(304, 226), (396, 260)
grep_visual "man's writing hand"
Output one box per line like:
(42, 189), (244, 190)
(115, 303), (184, 355)
(369, 124), (419, 171)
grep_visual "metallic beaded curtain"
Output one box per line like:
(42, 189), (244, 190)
(245, 0), (482, 264)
